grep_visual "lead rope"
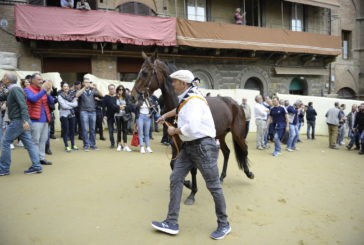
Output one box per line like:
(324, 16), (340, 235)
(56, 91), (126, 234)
(163, 121), (180, 161)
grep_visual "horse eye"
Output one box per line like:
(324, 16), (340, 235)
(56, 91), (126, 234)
(142, 71), (148, 77)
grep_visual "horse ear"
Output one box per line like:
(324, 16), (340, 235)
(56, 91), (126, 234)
(142, 51), (148, 60)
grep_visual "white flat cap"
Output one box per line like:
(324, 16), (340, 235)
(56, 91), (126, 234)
(170, 70), (194, 83)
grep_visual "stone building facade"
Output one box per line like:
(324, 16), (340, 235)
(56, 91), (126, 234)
(0, 0), (362, 99)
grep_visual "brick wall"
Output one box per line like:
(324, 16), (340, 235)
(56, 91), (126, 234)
(91, 56), (118, 80)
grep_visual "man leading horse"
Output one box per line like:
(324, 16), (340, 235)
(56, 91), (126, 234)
(151, 70), (231, 240)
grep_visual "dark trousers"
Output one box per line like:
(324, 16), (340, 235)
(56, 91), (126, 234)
(75, 110), (82, 138)
(115, 116), (128, 144)
(107, 118), (115, 147)
(96, 111), (104, 138)
(307, 120), (316, 139)
(161, 124), (170, 144)
(50, 112), (55, 136)
(60, 116), (76, 147)
(166, 137), (228, 227)
(245, 120), (250, 139)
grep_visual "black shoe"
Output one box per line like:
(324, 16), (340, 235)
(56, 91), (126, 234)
(100, 137), (106, 141)
(359, 151), (364, 155)
(46, 148), (52, 155)
(40, 160), (53, 165)
(50, 135), (56, 139)
(24, 167), (42, 175)
(346, 145), (353, 150)
(110, 145), (115, 149)
(329, 145), (339, 150)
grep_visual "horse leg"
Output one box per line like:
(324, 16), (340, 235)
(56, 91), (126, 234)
(184, 167), (198, 205)
(219, 136), (230, 183)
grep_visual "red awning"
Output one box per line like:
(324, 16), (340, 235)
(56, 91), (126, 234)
(15, 4), (176, 46)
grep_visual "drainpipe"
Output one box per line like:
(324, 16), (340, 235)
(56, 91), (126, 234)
(175, 0), (178, 18)
(328, 8), (332, 94)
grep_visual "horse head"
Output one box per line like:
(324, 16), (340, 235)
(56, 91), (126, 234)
(131, 51), (165, 105)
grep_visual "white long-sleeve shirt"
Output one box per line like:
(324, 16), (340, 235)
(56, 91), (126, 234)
(177, 91), (215, 142)
(254, 103), (268, 120)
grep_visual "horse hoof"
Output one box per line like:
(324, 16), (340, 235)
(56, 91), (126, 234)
(247, 172), (255, 179)
(184, 197), (195, 205)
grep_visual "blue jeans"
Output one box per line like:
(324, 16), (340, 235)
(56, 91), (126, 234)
(137, 114), (151, 147)
(307, 120), (315, 139)
(360, 130), (364, 143)
(80, 111), (96, 148)
(0, 120), (41, 172)
(348, 129), (359, 148)
(287, 124), (298, 149)
(297, 122), (302, 141)
(273, 124), (286, 152)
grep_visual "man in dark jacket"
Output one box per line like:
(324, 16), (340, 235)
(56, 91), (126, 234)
(0, 73), (43, 176)
(354, 103), (364, 154)
(102, 84), (119, 148)
(346, 104), (359, 150)
(306, 102), (317, 140)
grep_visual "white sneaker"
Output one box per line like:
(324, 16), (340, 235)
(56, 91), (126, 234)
(140, 147), (146, 154)
(10, 144), (15, 150)
(146, 147), (153, 153)
(286, 148), (294, 152)
(123, 146), (132, 152)
(16, 141), (24, 147)
(116, 145), (122, 152)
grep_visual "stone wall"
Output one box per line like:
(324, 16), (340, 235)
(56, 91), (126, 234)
(172, 58), (325, 97)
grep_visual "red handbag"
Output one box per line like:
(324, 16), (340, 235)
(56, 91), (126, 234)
(131, 132), (140, 147)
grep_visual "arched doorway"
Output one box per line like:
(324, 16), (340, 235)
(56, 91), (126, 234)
(289, 77), (308, 95)
(337, 87), (356, 99)
(244, 77), (263, 95)
(193, 70), (213, 89)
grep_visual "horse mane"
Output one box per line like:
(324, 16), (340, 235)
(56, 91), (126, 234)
(156, 59), (178, 110)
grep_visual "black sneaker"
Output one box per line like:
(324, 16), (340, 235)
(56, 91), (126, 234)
(0, 170), (10, 176)
(24, 167), (42, 175)
(210, 224), (231, 240)
(40, 160), (53, 165)
(151, 221), (179, 235)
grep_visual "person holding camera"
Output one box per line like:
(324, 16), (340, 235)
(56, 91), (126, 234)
(58, 81), (79, 152)
(76, 0), (91, 10)
(76, 78), (103, 151)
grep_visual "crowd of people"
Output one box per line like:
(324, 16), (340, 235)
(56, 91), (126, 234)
(0, 72), (163, 176)
(250, 95), (364, 156)
(0, 71), (363, 177)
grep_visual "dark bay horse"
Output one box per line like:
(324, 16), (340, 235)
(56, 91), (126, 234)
(131, 52), (254, 205)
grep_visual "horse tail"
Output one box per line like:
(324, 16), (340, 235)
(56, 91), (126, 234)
(233, 137), (248, 170)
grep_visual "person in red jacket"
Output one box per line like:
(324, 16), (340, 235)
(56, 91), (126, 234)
(24, 73), (54, 165)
